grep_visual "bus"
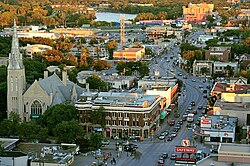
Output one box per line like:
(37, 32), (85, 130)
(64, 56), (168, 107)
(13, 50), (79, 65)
(187, 113), (194, 123)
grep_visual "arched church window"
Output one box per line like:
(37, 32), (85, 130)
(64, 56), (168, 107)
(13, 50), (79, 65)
(31, 100), (42, 115)
(15, 77), (18, 91)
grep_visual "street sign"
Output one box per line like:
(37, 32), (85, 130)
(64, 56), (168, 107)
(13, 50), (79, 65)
(175, 146), (196, 153)
(181, 140), (190, 146)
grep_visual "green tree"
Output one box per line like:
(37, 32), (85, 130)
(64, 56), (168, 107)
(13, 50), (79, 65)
(0, 65), (7, 121)
(89, 132), (103, 150)
(54, 120), (83, 143)
(89, 37), (98, 46)
(38, 103), (78, 134)
(200, 67), (209, 75)
(86, 74), (110, 91)
(90, 108), (105, 128)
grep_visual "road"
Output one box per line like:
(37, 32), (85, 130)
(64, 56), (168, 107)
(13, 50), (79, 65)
(118, 38), (213, 166)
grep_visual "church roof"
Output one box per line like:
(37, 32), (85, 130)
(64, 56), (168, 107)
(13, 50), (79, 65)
(38, 73), (83, 105)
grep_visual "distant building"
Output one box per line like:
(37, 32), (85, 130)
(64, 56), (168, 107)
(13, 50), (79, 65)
(193, 60), (213, 77)
(200, 115), (237, 143)
(198, 35), (216, 43)
(205, 47), (231, 62)
(0, 151), (28, 166)
(182, 2), (214, 23)
(50, 28), (94, 37)
(238, 9), (250, 20)
(21, 44), (52, 58)
(75, 92), (164, 139)
(213, 61), (238, 75)
(113, 47), (145, 61)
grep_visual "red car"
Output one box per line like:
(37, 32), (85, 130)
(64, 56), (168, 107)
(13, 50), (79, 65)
(169, 120), (175, 126)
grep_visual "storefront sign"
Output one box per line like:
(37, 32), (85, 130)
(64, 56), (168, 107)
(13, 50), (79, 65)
(175, 146), (196, 153)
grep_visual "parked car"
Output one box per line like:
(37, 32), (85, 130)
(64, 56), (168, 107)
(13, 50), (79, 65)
(158, 133), (166, 140)
(101, 140), (110, 146)
(167, 136), (173, 141)
(198, 105), (202, 109)
(171, 132), (177, 137)
(191, 101), (195, 106)
(163, 130), (169, 136)
(203, 94), (207, 98)
(192, 110), (197, 114)
(174, 113), (180, 118)
(178, 119), (183, 125)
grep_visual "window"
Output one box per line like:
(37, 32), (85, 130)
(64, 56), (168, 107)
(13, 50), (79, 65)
(112, 112), (116, 117)
(118, 113), (122, 117)
(119, 120), (122, 126)
(31, 100), (42, 115)
(106, 120), (110, 125)
(133, 121), (136, 126)
(113, 120), (116, 125)
(144, 114), (147, 118)
(106, 112), (110, 117)
(145, 122), (148, 126)
(124, 121), (128, 126)
(11, 77), (13, 91)
(124, 113), (128, 118)
(15, 77), (18, 91)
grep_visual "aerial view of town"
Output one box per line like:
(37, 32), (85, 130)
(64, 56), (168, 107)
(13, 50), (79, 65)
(0, 0), (250, 165)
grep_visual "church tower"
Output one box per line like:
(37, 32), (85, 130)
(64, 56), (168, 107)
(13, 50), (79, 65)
(7, 19), (26, 120)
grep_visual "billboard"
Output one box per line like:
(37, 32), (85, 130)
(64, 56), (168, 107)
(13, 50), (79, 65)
(175, 146), (196, 153)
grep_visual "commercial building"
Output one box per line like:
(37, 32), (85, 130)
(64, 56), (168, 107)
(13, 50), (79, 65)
(21, 44), (53, 58)
(113, 47), (145, 61)
(200, 115), (237, 143)
(0, 152), (28, 166)
(218, 143), (250, 164)
(75, 92), (164, 139)
(205, 47), (231, 62)
(213, 61), (238, 75)
(182, 2), (214, 23)
(50, 28), (94, 37)
(193, 60), (213, 77)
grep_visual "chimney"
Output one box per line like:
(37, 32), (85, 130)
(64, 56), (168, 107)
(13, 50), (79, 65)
(62, 71), (67, 85)
(44, 71), (48, 79)
(86, 83), (89, 92)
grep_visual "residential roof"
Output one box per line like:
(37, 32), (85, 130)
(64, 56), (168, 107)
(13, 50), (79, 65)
(214, 100), (250, 112)
(212, 82), (250, 94)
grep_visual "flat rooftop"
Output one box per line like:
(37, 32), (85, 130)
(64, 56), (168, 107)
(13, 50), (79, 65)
(219, 143), (250, 154)
(214, 100), (250, 112)
(197, 156), (232, 166)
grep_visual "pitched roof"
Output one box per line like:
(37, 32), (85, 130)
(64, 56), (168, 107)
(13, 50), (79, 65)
(38, 73), (83, 105)
(212, 82), (250, 94)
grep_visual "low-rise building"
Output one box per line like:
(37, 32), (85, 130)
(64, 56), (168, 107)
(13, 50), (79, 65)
(50, 28), (94, 37)
(200, 115), (237, 143)
(205, 47), (231, 61)
(75, 92), (164, 139)
(213, 61), (238, 75)
(193, 60), (213, 77)
(0, 152), (28, 166)
(113, 47), (145, 61)
(21, 44), (52, 58)
(218, 143), (250, 164)
(198, 35), (216, 43)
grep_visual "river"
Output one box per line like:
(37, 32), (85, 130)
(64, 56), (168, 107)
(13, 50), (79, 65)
(95, 12), (137, 23)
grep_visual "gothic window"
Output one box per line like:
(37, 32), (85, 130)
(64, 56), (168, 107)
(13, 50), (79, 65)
(31, 100), (42, 115)
(15, 77), (18, 91)
(11, 77), (13, 91)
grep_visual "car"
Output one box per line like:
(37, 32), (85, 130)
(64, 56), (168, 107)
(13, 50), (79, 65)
(124, 144), (138, 152)
(191, 101), (195, 106)
(210, 149), (218, 154)
(178, 73), (183, 76)
(173, 127), (179, 132)
(170, 153), (177, 160)
(166, 60), (170, 62)
(199, 85), (203, 88)
(198, 105), (202, 109)
(185, 109), (191, 114)
(171, 132), (177, 137)
(158, 157), (164, 165)
(167, 136), (173, 141)
(182, 117), (187, 121)
(176, 124), (181, 129)
(174, 113), (180, 118)
(178, 119), (183, 125)
(101, 140), (110, 146)
(203, 94), (207, 98)
(183, 113), (188, 118)
(161, 153), (168, 159)
(158, 134), (166, 140)
(188, 107), (192, 110)
(163, 130), (169, 136)
(192, 110), (197, 114)
(183, 75), (187, 79)
(169, 120), (175, 126)
(192, 79), (196, 82)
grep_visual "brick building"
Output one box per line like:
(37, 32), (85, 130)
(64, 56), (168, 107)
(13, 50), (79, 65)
(205, 47), (231, 61)
(182, 2), (214, 23)
(113, 47), (145, 61)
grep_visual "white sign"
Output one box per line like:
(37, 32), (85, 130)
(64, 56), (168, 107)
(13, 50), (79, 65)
(181, 140), (190, 146)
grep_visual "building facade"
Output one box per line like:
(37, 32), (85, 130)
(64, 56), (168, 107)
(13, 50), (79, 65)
(182, 2), (214, 23)
(75, 92), (164, 139)
(113, 48), (145, 61)
(193, 60), (213, 77)
(205, 47), (231, 61)
(213, 61), (238, 75)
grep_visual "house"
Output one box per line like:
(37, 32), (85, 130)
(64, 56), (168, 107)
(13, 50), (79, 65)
(205, 47), (231, 61)
(21, 44), (52, 58)
(113, 47), (145, 61)
(182, 2), (214, 23)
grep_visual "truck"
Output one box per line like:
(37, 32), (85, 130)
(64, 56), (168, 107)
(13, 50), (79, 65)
(187, 113), (194, 123)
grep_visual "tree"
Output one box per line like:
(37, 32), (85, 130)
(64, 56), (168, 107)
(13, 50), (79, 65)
(86, 74), (110, 91)
(0, 65), (7, 121)
(54, 120), (83, 143)
(92, 60), (111, 71)
(89, 37), (98, 46)
(243, 37), (250, 47)
(89, 132), (103, 150)
(90, 108), (105, 128)
(0, 112), (21, 137)
(38, 103), (78, 134)
(105, 40), (118, 60)
(200, 67), (209, 75)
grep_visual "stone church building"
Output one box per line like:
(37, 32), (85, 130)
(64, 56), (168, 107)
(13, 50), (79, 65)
(7, 20), (83, 121)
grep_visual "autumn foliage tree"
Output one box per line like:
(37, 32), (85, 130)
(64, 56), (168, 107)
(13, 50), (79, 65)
(105, 40), (118, 60)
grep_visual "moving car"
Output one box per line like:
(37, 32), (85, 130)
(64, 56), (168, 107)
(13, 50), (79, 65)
(174, 113), (180, 118)
(170, 153), (177, 160)
(158, 133), (166, 140)
(158, 157), (164, 165)
(178, 73), (183, 76)
(192, 79), (196, 82)
(169, 120), (175, 126)
(161, 153), (168, 159)
(171, 132), (177, 137)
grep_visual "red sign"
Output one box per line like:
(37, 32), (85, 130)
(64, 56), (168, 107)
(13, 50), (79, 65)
(175, 146), (196, 153)
(201, 119), (211, 124)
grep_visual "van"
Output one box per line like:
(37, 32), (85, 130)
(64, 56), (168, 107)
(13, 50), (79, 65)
(187, 113), (194, 123)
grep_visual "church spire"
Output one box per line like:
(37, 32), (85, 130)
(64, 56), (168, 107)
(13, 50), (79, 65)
(8, 19), (23, 69)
